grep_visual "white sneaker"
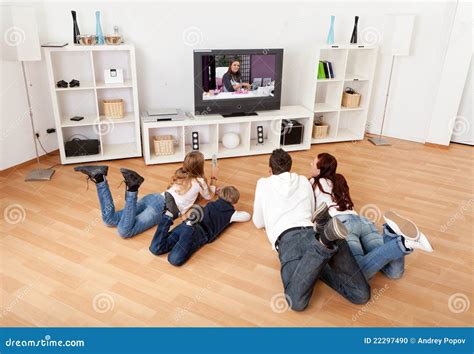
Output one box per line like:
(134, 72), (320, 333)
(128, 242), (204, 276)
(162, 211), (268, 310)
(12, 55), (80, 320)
(383, 210), (419, 241)
(404, 232), (433, 253)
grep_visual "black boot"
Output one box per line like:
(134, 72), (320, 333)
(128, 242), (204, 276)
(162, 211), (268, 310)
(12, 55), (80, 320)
(74, 165), (108, 183)
(312, 202), (331, 234)
(319, 217), (348, 247)
(119, 168), (144, 192)
(163, 192), (180, 219)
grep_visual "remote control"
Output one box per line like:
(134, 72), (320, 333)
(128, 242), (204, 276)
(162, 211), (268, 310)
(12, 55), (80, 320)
(211, 154), (218, 168)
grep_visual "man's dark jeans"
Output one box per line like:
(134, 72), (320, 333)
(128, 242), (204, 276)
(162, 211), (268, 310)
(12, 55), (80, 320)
(277, 228), (371, 311)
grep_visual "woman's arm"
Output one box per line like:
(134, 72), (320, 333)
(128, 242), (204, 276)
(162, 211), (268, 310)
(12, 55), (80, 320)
(197, 177), (216, 200)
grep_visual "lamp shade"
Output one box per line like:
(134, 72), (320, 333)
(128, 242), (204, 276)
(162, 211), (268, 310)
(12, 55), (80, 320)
(1, 6), (41, 61)
(383, 14), (416, 56)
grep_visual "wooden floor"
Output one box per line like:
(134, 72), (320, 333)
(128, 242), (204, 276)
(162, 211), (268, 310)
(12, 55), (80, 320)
(1, 137), (473, 327)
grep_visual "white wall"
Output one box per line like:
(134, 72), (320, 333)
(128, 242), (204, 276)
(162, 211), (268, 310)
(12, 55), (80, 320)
(0, 1), (467, 170)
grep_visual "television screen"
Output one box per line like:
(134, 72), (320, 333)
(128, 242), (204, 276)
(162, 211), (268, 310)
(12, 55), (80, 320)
(194, 49), (283, 116)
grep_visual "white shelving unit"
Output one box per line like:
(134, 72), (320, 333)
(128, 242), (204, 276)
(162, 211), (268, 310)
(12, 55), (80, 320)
(44, 44), (141, 164)
(300, 44), (378, 143)
(141, 105), (313, 165)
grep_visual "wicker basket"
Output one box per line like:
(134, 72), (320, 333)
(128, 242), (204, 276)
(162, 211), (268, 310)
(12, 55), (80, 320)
(153, 135), (175, 156)
(102, 99), (124, 119)
(312, 123), (329, 139)
(341, 89), (361, 108)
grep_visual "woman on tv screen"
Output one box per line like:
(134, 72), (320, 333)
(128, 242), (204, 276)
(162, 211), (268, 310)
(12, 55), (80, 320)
(222, 60), (251, 92)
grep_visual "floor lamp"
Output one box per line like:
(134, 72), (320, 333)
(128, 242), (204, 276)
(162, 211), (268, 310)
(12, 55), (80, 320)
(2, 6), (55, 181)
(369, 14), (416, 146)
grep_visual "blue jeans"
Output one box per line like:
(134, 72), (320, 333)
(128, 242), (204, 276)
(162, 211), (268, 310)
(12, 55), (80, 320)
(277, 227), (370, 311)
(336, 214), (412, 280)
(149, 215), (208, 266)
(96, 179), (165, 238)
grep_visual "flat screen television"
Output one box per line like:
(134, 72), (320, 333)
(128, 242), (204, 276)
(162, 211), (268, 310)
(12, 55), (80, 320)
(193, 49), (283, 117)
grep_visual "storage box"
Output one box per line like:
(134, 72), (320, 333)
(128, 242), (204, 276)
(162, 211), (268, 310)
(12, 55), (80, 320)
(312, 123), (329, 139)
(153, 135), (175, 156)
(280, 120), (304, 145)
(102, 99), (124, 119)
(341, 88), (361, 108)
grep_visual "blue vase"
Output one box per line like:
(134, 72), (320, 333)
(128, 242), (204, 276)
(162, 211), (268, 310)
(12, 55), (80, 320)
(95, 11), (104, 44)
(326, 15), (335, 45)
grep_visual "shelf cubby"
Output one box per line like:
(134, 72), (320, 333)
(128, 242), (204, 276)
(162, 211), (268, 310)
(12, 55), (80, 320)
(249, 120), (281, 153)
(57, 90), (98, 125)
(217, 122), (251, 158)
(50, 50), (94, 86)
(312, 112), (339, 142)
(92, 49), (132, 84)
(338, 110), (366, 140)
(184, 125), (218, 158)
(342, 80), (370, 110)
(314, 81), (343, 113)
(318, 49), (347, 81)
(96, 87), (134, 116)
(147, 126), (185, 164)
(345, 48), (377, 80)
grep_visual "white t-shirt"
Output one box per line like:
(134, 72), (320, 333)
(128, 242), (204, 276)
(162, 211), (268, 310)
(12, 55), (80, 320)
(253, 172), (315, 249)
(310, 177), (358, 217)
(167, 177), (216, 214)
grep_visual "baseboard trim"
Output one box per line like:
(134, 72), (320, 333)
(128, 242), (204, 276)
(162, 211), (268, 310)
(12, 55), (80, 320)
(424, 142), (450, 150)
(0, 150), (60, 176)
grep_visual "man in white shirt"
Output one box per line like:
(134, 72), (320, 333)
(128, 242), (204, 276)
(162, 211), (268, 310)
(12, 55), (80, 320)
(253, 149), (370, 311)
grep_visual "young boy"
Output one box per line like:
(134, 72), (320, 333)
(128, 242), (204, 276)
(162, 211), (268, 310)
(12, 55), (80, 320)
(149, 186), (251, 266)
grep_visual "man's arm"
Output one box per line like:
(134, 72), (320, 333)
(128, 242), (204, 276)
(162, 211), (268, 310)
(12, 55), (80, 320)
(230, 211), (251, 223)
(252, 179), (265, 229)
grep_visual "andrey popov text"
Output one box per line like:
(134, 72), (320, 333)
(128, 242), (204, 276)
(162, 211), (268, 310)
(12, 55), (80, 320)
(417, 337), (466, 346)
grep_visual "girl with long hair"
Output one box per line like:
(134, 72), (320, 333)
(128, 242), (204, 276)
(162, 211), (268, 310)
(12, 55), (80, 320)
(309, 153), (433, 280)
(74, 151), (217, 239)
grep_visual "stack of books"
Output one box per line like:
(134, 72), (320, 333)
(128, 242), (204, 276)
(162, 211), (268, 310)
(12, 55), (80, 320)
(317, 61), (335, 79)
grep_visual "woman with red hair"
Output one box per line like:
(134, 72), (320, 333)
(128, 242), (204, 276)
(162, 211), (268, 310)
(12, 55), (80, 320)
(309, 153), (433, 280)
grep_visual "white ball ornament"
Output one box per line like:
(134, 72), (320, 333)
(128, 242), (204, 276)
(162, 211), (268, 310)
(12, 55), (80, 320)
(222, 132), (240, 149)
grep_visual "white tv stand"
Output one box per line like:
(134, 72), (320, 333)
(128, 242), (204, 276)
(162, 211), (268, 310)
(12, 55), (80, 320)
(141, 105), (312, 165)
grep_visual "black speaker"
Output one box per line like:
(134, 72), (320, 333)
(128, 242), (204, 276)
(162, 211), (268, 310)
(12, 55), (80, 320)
(192, 131), (199, 150)
(257, 125), (264, 144)
(280, 120), (304, 146)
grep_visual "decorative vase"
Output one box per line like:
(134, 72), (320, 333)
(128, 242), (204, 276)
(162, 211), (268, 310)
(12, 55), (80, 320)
(326, 15), (335, 45)
(350, 16), (359, 44)
(95, 11), (104, 44)
(71, 10), (80, 44)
